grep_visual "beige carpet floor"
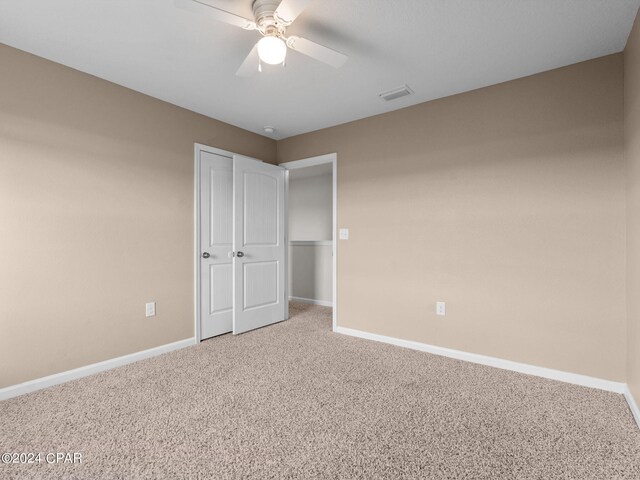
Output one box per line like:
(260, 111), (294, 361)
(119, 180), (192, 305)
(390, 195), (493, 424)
(1, 302), (639, 479)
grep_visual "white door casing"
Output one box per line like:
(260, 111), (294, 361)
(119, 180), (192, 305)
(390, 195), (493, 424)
(200, 151), (234, 339)
(232, 155), (287, 334)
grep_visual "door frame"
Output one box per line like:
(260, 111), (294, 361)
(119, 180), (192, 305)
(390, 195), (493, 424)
(279, 153), (338, 332)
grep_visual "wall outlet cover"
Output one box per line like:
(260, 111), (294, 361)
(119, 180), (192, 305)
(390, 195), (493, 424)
(339, 228), (349, 240)
(436, 301), (446, 316)
(146, 302), (156, 317)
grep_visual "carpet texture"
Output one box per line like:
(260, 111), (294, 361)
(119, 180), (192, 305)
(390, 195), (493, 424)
(1, 302), (639, 479)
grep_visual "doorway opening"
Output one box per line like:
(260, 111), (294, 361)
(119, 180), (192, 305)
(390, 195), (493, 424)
(280, 154), (337, 331)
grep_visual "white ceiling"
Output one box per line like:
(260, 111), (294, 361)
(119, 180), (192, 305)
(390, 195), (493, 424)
(1, 0), (639, 140)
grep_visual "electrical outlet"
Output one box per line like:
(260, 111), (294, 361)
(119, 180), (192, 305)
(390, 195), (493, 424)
(145, 302), (156, 317)
(339, 228), (349, 240)
(436, 301), (446, 316)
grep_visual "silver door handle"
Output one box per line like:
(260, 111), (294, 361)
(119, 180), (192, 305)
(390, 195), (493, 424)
(236, 251), (244, 258)
(202, 252), (210, 259)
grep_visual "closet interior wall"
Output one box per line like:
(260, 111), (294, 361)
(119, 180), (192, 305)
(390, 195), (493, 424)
(288, 168), (333, 306)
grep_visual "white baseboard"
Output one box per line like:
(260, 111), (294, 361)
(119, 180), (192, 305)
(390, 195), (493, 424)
(0, 338), (196, 401)
(334, 327), (627, 394)
(623, 385), (640, 428)
(289, 296), (333, 307)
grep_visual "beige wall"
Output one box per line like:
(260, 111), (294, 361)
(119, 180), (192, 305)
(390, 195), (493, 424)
(625, 18), (640, 402)
(0, 44), (276, 388)
(0, 42), (630, 389)
(279, 54), (626, 381)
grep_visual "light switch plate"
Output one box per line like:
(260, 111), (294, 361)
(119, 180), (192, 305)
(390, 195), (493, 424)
(436, 301), (446, 316)
(146, 302), (156, 317)
(339, 228), (349, 240)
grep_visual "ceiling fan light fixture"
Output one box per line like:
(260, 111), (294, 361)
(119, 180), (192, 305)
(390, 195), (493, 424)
(257, 36), (287, 65)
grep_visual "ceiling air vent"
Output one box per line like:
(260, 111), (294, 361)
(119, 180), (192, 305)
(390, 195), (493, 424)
(379, 84), (414, 102)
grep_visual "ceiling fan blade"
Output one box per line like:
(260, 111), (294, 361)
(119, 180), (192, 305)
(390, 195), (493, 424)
(236, 44), (260, 77)
(286, 36), (347, 68)
(274, 0), (313, 25)
(174, 0), (256, 30)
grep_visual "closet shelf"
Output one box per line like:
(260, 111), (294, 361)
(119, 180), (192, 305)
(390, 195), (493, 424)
(289, 240), (333, 246)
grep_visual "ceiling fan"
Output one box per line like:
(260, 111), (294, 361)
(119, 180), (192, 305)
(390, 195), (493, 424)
(175, 0), (348, 76)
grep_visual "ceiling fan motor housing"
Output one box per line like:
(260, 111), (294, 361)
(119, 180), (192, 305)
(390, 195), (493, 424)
(253, 0), (287, 35)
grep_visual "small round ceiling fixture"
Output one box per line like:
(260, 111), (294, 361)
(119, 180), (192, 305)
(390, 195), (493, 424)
(263, 126), (276, 135)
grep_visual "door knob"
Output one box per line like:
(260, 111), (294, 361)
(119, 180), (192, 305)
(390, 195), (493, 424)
(202, 252), (210, 259)
(236, 251), (244, 258)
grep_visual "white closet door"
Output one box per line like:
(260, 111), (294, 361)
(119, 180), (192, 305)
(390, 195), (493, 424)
(232, 155), (287, 334)
(200, 151), (234, 339)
